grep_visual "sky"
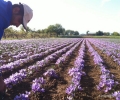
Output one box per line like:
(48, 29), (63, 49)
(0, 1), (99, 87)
(5, 0), (120, 34)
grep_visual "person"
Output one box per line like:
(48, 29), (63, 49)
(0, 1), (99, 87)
(0, 0), (33, 99)
(0, 0), (33, 40)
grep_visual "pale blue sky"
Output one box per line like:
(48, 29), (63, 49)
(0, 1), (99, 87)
(5, 0), (120, 33)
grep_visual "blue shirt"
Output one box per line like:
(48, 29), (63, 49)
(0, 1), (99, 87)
(0, 0), (12, 40)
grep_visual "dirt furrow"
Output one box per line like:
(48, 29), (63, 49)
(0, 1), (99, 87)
(74, 41), (102, 100)
(51, 42), (81, 100)
(34, 41), (82, 100)
(91, 42), (120, 96)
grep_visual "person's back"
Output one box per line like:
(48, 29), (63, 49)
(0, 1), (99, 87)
(0, 0), (12, 40)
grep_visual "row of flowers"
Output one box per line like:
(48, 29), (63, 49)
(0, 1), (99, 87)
(87, 38), (120, 66)
(66, 40), (86, 100)
(86, 40), (119, 100)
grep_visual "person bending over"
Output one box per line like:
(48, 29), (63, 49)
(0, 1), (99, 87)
(0, 0), (33, 99)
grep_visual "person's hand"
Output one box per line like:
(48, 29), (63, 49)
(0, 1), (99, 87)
(0, 77), (6, 93)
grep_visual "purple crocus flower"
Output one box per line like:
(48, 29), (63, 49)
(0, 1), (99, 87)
(112, 91), (120, 100)
(32, 82), (45, 92)
(66, 84), (76, 95)
(43, 68), (57, 78)
(33, 77), (45, 84)
(14, 91), (30, 100)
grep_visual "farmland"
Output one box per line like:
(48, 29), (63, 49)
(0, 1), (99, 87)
(0, 38), (120, 100)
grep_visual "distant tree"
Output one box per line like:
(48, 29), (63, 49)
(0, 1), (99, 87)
(26, 26), (32, 32)
(47, 24), (65, 37)
(65, 30), (71, 36)
(65, 30), (78, 36)
(74, 31), (79, 35)
(47, 25), (56, 37)
(70, 30), (74, 35)
(111, 32), (119, 36)
(44, 28), (48, 33)
(54, 24), (65, 37)
(96, 30), (104, 36)
(41, 29), (45, 33)
(60, 28), (65, 35)
(103, 32), (110, 36)
(47, 25), (55, 33)
(36, 29), (41, 33)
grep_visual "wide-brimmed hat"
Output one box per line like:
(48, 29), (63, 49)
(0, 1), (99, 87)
(19, 3), (33, 30)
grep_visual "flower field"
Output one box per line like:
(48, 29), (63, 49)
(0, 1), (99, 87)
(1, 38), (120, 100)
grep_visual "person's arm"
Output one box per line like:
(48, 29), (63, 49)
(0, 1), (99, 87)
(0, 29), (4, 40)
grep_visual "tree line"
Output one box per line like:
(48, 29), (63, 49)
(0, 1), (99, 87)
(3, 24), (80, 39)
(3, 24), (120, 39)
(86, 30), (120, 36)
